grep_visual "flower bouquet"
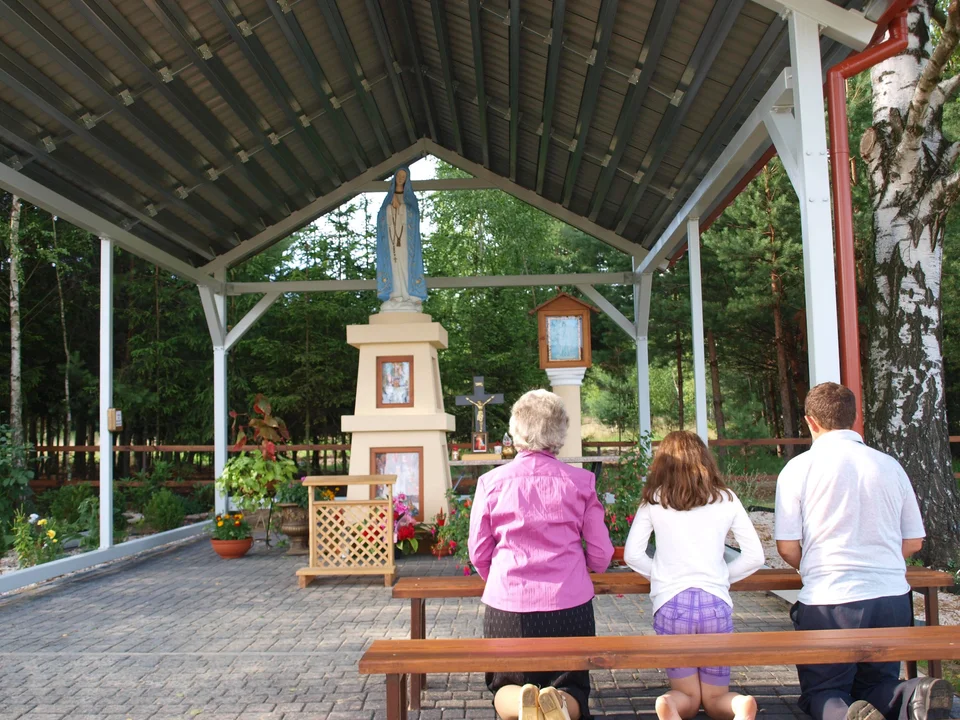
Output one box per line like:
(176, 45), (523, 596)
(393, 493), (419, 555)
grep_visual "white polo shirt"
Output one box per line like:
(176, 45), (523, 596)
(775, 429), (925, 606)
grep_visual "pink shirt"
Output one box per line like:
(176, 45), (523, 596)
(468, 450), (614, 612)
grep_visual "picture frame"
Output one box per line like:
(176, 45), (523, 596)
(546, 314), (583, 363)
(370, 447), (424, 521)
(472, 432), (488, 453)
(377, 356), (414, 408)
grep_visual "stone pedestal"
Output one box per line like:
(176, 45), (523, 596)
(342, 312), (454, 523)
(546, 367), (587, 459)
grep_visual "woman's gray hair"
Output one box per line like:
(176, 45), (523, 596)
(508, 389), (569, 455)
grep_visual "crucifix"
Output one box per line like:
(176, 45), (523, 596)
(455, 376), (504, 433)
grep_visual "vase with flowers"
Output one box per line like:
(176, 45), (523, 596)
(434, 489), (473, 574)
(210, 512), (253, 559)
(215, 395), (297, 546)
(597, 441), (650, 564)
(393, 493), (420, 555)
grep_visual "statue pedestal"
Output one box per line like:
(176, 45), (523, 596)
(342, 313), (454, 523)
(546, 367), (587, 461)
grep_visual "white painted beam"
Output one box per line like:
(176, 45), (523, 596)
(198, 286), (225, 347)
(423, 139), (646, 258)
(226, 271), (640, 295)
(225, 292), (280, 351)
(575, 284), (636, 339)
(99, 237), (114, 550)
(360, 178), (496, 192)
(0, 162), (221, 289)
(637, 69), (794, 275)
(634, 267), (653, 445)
(764, 107), (804, 194)
(751, 0), (876, 49)
(687, 219), (709, 444)
(205, 141), (429, 272)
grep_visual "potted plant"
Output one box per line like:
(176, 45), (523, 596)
(597, 441), (650, 564)
(394, 494), (420, 556)
(275, 477), (309, 556)
(434, 490), (473, 574)
(215, 395), (297, 544)
(210, 512), (253, 559)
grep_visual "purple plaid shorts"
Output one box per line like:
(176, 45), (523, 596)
(653, 587), (734, 685)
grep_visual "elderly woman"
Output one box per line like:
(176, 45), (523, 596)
(469, 389), (614, 720)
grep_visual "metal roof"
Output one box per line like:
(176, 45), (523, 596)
(0, 0), (867, 270)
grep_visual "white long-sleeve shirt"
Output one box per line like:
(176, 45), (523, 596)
(623, 491), (765, 613)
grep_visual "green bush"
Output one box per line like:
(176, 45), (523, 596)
(144, 489), (185, 532)
(0, 425), (35, 544)
(45, 483), (95, 525)
(76, 497), (128, 549)
(12, 508), (65, 568)
(181, 483), (215, 515)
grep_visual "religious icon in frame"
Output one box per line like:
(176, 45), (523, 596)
(377, 356), (414, 408)
(370, 447), (424, 521)
(546, 315), (583, 363)
(472, 432), (488, 453)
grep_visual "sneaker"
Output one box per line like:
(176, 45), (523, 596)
(538, 686), (572, 720)
(908, 678), (954, 720)
(519, 683), (542, 720)
(846, 700), (885, 720)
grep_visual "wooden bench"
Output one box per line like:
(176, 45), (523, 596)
(394, 567), (954, 709)
(359, 625), (960, 720)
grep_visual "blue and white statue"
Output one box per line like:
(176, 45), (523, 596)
(376, 168), (426, 313)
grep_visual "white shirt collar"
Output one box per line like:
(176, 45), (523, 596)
(813, 428), (864, 445)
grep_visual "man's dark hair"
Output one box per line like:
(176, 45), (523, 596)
(804, 382), (856, 430)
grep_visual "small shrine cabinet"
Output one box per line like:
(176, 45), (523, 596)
(531, 292), (595, 370)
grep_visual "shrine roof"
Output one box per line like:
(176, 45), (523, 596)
(0, 0), (887, 278)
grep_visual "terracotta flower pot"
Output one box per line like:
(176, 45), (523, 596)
(277, 503), (309, 556)
(612, 546), (625, 565)
(211, 537), (253, 559)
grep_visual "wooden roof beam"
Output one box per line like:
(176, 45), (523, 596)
(508, 0), (521, 181)
(468, 0), (490, 168)
(429, 0), (464, 156)
(364, 0), (418, 146)
(397, 0), (439, 143)
(535, 0), (566, 194)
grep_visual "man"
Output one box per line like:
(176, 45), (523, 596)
(775, 382), (952, 720)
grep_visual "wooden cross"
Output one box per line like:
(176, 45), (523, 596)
(455, 376), (504, 433)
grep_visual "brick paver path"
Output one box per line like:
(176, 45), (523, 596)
(0, 538), (809, 719)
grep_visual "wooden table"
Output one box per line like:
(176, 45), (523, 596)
(393, 567), (955, 709)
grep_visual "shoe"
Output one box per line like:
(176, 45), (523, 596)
(538, 686), (572, 720)
(908, 678), (954, 720)
(519, 683), (543, 720)
(846, 700), (885, 720)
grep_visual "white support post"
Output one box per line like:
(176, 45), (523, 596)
(687, 219), (709, 444)
(634, 262), (653, 449)
(201, 269), (229, 514)
(99, 237), (114, 549)
(788, 11), (842, 386)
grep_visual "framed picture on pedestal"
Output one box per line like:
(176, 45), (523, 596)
(377, 356), (414, 408)
(370, 447), (424, 520)
(472, 432), (488, 453)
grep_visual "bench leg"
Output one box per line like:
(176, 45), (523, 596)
(387, 673), (408, 720)
(410, 598), (426, 710)
(925, 588), (943, 678)
(907, 591), (918, 680)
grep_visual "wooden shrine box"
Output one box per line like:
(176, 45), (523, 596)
(296, 474), (396, 589)
(531, 292), (595, 370)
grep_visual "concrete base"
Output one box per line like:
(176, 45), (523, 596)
(547, 367), (587, 460)
(343, 313), (454, 523)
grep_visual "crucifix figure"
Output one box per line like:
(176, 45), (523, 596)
(455, 377), (504, 433)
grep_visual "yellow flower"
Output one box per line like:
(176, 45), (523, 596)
(236, 513), (243, 520)
(52, 539), (58, 544)
(217, 521), (224, 527)
(37, 518), (47, 527)
(46, 530), (56, 539)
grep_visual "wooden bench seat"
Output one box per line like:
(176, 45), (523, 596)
(359, 625), (960, 720)
(394, 566), (955, 709)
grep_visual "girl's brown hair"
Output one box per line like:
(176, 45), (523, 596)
(641, 430), (731, 511)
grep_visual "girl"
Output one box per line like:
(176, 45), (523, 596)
(623, 431), (764, 720)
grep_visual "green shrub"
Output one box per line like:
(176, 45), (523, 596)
(0, 425), (35, 542)
(144, 489), (185, 532)
(12, 508), (65, 568)
(46, 483), (95, 525)
(76, 496), (128, 549)
(181, 483), (215, 516)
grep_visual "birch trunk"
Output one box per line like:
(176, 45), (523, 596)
(52, 218), (72, 482)
(861, 1), (960, 566)
(707, 329), (726, 457)
(8, 195), (24, 469)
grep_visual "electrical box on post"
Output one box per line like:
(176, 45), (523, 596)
(107, 408), (123, 433)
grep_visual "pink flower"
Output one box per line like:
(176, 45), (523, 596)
(462, 566), (471, 576)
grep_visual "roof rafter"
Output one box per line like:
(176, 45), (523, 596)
(364, 0), (418, 146)
(467, 0), (490, 168)
(535, 0), (566, 194)
(587, 0), (678, 222)
(70, 0), (289, 218)
(397, 0), (438, 143)
(204, 0), (343, 186)
(614, 0), (746, 236)
(560, 0), (620, 208)
(143, 0), (317, 202)
(508, 0), (521, 181)
(315, 0), (394, 159)
(2, 0), (262, 231)
(429, 0), (464, 156)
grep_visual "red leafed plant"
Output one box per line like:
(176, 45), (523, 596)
(230, 394), (291, 460)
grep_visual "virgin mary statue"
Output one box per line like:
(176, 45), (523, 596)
(376, 168), (426, 312)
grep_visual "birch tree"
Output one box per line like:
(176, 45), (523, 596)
(860, 0), (960, 565)
(7, 195), (23, 470)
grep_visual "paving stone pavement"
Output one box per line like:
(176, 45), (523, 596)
(0, 538), (861, 719)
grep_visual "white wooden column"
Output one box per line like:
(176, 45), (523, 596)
(687, 219), (709, 443)
(634, 263), (653, 447)
(788, 10), (841, 386)
(99, 237), (114, 549)
(200, 269), (229, 514)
